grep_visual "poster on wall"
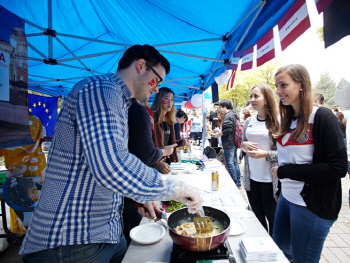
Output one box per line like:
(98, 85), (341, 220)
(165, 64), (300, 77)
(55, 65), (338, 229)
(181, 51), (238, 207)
(0, 50), (10, 101)
(0, 6), (33, 149)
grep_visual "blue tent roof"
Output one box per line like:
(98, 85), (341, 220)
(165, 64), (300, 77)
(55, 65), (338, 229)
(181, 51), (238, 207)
(0, 0), (295, 105)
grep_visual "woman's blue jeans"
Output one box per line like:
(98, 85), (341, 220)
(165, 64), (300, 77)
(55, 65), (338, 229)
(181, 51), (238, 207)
(223, 146), (241, 187)
(273, 193), (335, 263)
(22, 235), (127, 263)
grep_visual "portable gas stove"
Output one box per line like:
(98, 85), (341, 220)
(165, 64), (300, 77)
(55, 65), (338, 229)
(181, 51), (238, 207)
(170, 240), (236, 263)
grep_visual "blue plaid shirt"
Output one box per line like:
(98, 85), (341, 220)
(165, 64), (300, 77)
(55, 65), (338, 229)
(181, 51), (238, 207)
(20, 74), (176, 254)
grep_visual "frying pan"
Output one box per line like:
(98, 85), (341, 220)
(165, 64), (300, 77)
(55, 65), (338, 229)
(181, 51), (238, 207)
(167, 206), (230, 252)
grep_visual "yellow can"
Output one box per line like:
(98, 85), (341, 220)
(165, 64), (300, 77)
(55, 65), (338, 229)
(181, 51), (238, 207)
(211, 171), (219, 191)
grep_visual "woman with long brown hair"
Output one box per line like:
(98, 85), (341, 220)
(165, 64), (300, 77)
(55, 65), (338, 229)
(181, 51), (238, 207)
(241, 83), (279, 236)
(270, 64), (347, 262)
(151, 87), (186, 172)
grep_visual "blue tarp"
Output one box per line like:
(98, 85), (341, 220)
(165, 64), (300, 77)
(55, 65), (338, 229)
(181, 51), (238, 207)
(0, 0), (296, 105)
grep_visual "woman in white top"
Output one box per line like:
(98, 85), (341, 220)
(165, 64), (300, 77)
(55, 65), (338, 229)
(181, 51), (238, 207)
(270, 64), (347, 262)
(241, 83), (279, 236)
(190, 108), (203, 144)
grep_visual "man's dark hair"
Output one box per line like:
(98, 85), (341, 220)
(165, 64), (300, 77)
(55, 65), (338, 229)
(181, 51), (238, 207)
(214, 102), (220, 106)
(219, 99), (233, 110)
(176, 110), (188, 122)
(117, 44), (170, 74)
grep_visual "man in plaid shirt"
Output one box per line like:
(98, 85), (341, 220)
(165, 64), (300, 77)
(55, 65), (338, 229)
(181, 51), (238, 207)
(21, 45), (203, 263)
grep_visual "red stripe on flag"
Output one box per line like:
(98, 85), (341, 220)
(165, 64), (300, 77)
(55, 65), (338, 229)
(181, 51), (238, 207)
(241, 46), (254, 71)
(257, 49), (275, 67)
(226, 70), (236, 90)
(278, 0), (306, 28)
(280, 17), (310, 51)
(229, 51), (241, 71)
(257, 29), (275, 67)
(315, 0), (333, 14)
(278, 0), (310, 51)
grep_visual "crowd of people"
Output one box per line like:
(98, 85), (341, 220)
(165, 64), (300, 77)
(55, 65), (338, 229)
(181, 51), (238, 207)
(0, 44), (349, 263)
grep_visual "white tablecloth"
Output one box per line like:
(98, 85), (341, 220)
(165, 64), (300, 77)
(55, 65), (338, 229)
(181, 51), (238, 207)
(122, 165), (289, 263)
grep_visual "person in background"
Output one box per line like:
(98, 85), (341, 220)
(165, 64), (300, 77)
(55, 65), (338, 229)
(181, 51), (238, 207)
(215, 107), (225, 148)
(241, 84), (279, 236)
(124, 97), (176, 245)
(151, 87), (187, 169)
(313, 92), (325, 106)
(20, 44), (203, 263)
(3, 114), (46, 235)
(190, 108), (203, 145)
(174, 110), (188, 140)
(332, 107), (339, 115)
(271, 64), (347, 263)
(214, 99), (241, 187)
(346, 118), (350, 208)
(336, 112), (347, 150)
(209, 102), (220, 147)
(241, 109), (251, 124)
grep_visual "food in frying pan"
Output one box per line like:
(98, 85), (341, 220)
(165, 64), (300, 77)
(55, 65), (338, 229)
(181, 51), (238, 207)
(174, 219), (224, 237)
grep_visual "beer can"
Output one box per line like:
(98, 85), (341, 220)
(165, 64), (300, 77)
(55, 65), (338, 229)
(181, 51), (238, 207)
(211, 171), (219, 191)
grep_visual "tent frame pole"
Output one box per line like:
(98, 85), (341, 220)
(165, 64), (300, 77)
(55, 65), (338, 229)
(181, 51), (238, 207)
(54, 36), (94, 75)
(48, 0), (53, 59)
(203, 1), (266, 89)
(57, 49), (127, 62)
(165, 83), (200, 90)
(153, 38), (221, 47)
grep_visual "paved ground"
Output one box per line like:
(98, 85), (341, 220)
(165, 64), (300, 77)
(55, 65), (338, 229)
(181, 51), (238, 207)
(238, 162), (350, 262)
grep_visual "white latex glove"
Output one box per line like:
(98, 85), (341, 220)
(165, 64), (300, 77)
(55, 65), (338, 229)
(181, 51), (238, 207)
(167, 181), (203, 214)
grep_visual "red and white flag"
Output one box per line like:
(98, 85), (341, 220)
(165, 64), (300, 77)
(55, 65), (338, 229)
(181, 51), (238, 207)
(241, 46), (254, 71)
(229, 51), (241, 71)
(226, 70), (236, 90)
(315, 0), (333, 14)
(257, 29), (275, 67)
(278, 0), (311, 51)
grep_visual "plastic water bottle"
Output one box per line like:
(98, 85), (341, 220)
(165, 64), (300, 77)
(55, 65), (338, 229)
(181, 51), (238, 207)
(178, 149), (183, 162)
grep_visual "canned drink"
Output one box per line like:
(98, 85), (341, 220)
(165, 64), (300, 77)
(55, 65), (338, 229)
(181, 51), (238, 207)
(212, 171), (219, 191)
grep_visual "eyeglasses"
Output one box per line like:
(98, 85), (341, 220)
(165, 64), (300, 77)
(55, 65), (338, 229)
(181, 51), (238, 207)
(145, 61), (163, 87)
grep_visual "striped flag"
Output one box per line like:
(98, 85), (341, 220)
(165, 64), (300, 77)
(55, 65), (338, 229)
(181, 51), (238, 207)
(229, 51), (241, 71)
(257, 29), (275, 67)
(278, 0), (311, 51)
(315, 0), (333, 14)
(226, 70), (236, 90)
(241, 46), (254, 71)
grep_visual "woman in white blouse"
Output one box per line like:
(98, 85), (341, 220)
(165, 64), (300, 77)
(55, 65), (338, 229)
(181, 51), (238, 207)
(241, 83), (279, 236)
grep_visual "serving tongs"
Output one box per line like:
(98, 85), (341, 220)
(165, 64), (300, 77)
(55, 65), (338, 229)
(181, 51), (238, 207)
(193, 208), (213, 233)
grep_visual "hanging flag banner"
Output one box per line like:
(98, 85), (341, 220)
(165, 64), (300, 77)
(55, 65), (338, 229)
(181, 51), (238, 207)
(0, 6), (33, 149)
(226, 70), (236, 90)
(28, 94), (58, 137)
(315, 0), (333, 14)
(241, 46), (254, 71)
(278, 0), (311, 51)
(229, 51), (241, 71)
(257, 29), (275, 67)
(324, 0), (350, 49)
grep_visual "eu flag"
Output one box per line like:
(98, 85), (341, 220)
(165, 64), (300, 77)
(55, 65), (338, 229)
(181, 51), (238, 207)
(28, 94), (58, 137)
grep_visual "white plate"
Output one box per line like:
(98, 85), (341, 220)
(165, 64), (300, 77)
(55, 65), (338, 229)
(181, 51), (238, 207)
(130, 223), (166, 245)
(229, 219), (246, 236)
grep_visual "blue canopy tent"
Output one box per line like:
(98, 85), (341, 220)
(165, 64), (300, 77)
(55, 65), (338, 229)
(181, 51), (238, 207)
(0, 0), (297, 107)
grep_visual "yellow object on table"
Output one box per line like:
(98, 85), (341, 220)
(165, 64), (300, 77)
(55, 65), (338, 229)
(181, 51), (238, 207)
(3, 115), (46, 234)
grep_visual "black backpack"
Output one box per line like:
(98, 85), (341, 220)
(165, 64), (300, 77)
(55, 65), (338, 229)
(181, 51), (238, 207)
(204, 146), (217, 158)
